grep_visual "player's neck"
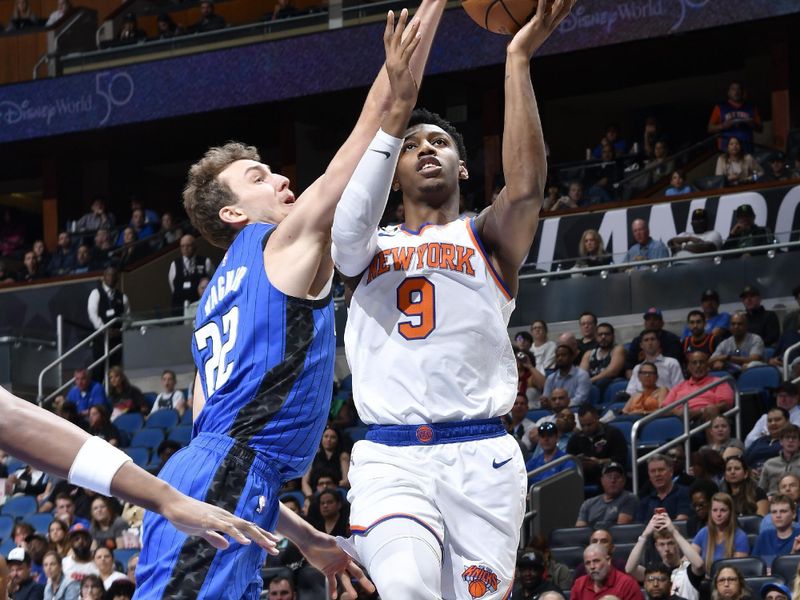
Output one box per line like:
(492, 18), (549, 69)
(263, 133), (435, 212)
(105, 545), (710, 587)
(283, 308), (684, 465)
(402, 196), (459, 231)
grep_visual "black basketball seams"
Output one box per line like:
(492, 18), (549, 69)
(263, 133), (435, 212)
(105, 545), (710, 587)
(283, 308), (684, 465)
(495, 0), (525, 30)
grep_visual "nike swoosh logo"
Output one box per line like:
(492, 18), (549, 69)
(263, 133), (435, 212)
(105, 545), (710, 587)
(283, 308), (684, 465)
(493, 457), (513, 469)
(369, 149), (391, 159)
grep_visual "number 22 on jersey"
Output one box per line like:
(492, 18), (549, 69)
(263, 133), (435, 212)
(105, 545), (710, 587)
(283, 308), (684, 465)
(194, 306), (239, 395)
(396, 276), (436, 340)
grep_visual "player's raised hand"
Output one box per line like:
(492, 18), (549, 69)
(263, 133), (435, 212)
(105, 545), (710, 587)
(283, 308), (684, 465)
(507, 0), (575, 59)
(162, 498), (279, 552)
(383, 9), (422, 107)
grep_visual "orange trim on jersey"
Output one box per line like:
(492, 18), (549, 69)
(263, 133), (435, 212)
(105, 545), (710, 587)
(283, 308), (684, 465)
(501, 578), (514, 600)
(350, 512), (443, 552)
(465, 219), (512, 301)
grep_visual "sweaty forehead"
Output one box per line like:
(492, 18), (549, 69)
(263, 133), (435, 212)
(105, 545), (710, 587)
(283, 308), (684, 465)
(220, 159), (269, 181)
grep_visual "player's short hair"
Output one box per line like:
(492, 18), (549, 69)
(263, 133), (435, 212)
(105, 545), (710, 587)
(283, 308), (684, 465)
(407, 108), (467, 162)
(183, 142), (261, 249)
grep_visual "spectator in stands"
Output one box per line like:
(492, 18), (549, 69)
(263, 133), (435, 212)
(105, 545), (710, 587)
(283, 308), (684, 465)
(91, 229), (114, 270)
(87, 266), (129, 379)
(636, 454), (691, 522)
(117, 13), (145, 43)
(621, 361), (668, 415)
(754, 494), (800, 568)
(531, 320), (557, 374)
(664, 169), (694, 197)
(758, 425), (800, 495)
(574, 529), (628, 580)
(641, 116), (661, 159)
(267, 576), (296, 599)
(5, 463), (50, 503)
(592, 124), (628, 159)
(722, 206), (775, 255)
(708, 81), (762, 154)
(515, 331), (533, 352)
(567, 405), (627, 486)
(107, 366), (146, 419)
(570, 543), (642, 600)
(183, 276), (210, 320)
(191, 0), (226, 32)
(581, 322), (625, 395)
(168, 234), (214, 312)
(123, 554), (137, 583)
(784, 286), (800, 334)
(89, 496), (128, 551)
(48, 232), (75, 277)
(682, 311), (718, 358)
(575, 462), (637, 528)
(526, 538), (574, 591)
(43, 549), (79, 599)
(710, 566), (748, 600)
(31, 240), (49, 270)
(622, 219), (670, 267)
(763, 152), (792, 182)
(270, 0), (302, 20)
(693, 289), (731, 339)
(45, 0), (71, 26)
(121, 209), (155, 245)
(548, 181), (584, 211)
(506, 393), (536, 456)
(62, 530), (98, 581)
(762, 583), (791, 600)
(154, 12), (182, 39)
(746, 407), (791, 468)
(691, 492), (749, 572)
(737, 285), (781, 347)
(558, 332), (581, 366)
(12, 522), (34, 548)
(526, 422), (573, 486)
(150, 440), (180, 476)
(7, 547), (44, 600)
(300, 426), (350, 497)
(531, 388), (571, 438)
(6, 0), (39, 30)
(105, 579), (134, 599)
(687, 480), (717, 537)
(626, 307), (685, 374)
(555, 407), (576, 451)
(66, 369), (107, 417)
(626, 330), (684, 395)
(769, 320), (800, 373)
(667, 444), (696, 489)
(646, 140), (674, 182)
(55, 494), (90, 532)
(309, 489), (348, 537)
(760, 474), (800, 533)
(75, 198), (115, 233)
(542, 345), (591, 407)
(664, 352), (732, 422)
(577, 312), (598, 356)
(70, 245), (94, 275)
(512, 550), (561, 600)
(115, 227), (148, 268)
(91, 548), (126, 590)
(158, 212), (182, 246)
(702, 416), (743, 455)
(151, 370), (186, 415)
(48, 520), (70, 559)
(625, 513), (704, 600)
(16, 250), (45, 283)
(715, 137), (763, 186)
(719, 455), (768, 517)
(668, 209), (723, 262)
(574, 229), (612, 272)
(586, 144), (620, 204)
(711, 311), (765, 374)
(78, 574), (102, 599)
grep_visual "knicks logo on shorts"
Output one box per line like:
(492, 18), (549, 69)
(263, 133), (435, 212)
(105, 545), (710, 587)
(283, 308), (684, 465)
(462, 564), (499, 598)
(416, 425), (434, 443)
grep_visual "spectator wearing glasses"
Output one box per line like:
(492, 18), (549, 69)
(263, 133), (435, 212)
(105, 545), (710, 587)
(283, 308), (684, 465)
(642, 563), (692, 600)
(525, 422), (574, 486)
(626, 329), (684, 396)
(622, 361), (668, 415)
(710, 566), (748, 600)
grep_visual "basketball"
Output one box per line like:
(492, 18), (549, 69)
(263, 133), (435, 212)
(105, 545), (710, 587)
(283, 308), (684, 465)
(461, 0), (551, 35)
(468, 580), (487, 598)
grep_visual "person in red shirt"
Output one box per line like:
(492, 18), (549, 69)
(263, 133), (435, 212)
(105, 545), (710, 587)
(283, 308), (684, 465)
(570, 543), (643, 600)
(664, 352), (733, 421)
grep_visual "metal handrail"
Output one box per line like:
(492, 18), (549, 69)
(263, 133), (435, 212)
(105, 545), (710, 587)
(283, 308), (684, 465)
(784, 340), (800, 383)
(37, 316), (123, 405)
(130, 315), (195, 328)
(527, 452), (582, 480)
(520, 239), (796, 278)
(0, 336), (56, 348)
(630, 374), (739, 495)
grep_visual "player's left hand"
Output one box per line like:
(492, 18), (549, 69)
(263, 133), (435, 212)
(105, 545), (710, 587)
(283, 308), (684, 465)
(507, 0), (576, 59)
(162, 497), (279, 553)
(300, 534), (371, 599)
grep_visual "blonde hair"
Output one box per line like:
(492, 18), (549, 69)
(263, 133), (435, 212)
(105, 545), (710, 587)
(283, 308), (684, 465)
(579, 229), (605, 258)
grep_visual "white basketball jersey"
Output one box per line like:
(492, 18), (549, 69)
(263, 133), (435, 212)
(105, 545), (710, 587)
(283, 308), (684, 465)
(344, 218), (517, 425)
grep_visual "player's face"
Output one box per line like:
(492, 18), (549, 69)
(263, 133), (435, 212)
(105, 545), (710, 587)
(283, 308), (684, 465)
(218, 160), (295, 226)
(395, 124), (466, 203)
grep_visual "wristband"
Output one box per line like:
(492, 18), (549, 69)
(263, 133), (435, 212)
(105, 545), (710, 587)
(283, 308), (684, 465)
(68, 436), (132, 496)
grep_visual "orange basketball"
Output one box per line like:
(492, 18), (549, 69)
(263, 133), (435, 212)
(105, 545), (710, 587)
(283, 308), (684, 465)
(468, 580), (487, 598)
(461, 0), (551, 35)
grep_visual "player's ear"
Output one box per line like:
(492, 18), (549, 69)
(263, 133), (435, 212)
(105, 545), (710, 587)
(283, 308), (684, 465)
(458, 161), (469, 181)
(219, 205), (248, 225)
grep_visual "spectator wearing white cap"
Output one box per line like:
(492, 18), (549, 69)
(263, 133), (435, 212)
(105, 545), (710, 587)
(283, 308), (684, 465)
(7, 547), (44, 600)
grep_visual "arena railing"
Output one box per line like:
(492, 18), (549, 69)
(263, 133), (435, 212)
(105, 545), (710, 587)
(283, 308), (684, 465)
(526, 451), (583, 482)
(784, 340), (800, 384)
(629, 374), (740, 496)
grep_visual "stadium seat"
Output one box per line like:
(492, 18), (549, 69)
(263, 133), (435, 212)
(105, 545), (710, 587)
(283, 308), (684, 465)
(610, 420), (633, 446)
(124, 447), (150, 468)
(693, 175), (725, 191)
(27, 512), (55, 534)
(764, 347), (776, 361)
(527, 410), (550, 422)
(0, 538), (15, 556)
(673, 520), (688, 538)
(603, 379), (628, 406)
(113, 413), (144, 436)
(612, 542), (635, 563)
(745, 577), (784, 597)
(738, 514), (763, 535)
(771, 555), (800, 584)
(167, 425), (193, 446)
(0, 515), (13, 541)
(146, 409), (179, 431)
(589, 385), (601, 406)
(130, 429), (165, 451)
(548, 526), (591, 548)
(180, 410), (193, 426)
(549, 546), (585, 569)
(637, 417), (683, 448)
(711, 556), (766, 578)
(114, 548), (139, 571)
(710, 371), (729, 379)
(5, 458), (25, 474)
(143, 392), (157, 410)
(1, 496), (37, 519)
(608, 523), (645, 544)
(738, 366), (781, 395)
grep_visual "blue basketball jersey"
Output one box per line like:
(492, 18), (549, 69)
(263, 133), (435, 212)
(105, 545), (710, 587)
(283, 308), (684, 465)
(191, 222), (335, 480)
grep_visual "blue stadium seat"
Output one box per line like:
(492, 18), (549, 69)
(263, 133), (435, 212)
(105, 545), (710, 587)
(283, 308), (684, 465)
(142, 392), (157, 410)
(710, 371), (729, 379)
(5, 458), (25, 474)
(27, 512), (55, 535)
(0, 515), (13, 540)
(1, 496), (37, 520)
(610, 420), (633, 446)
(548, 526), (591, 548)
(608, 523), (645, 544)
(711, 556), (766, 578)
(124, 447), (150, 468)
(745, 577), (784, 597)
(113, 413), (144, 436)
(549, 546), (584, 569)
(738, 366), (781, 395)
(738, 514), (763, 535)
(526, 410), (550, 422)
(637, 417), (684, 448)
(589, 385), (601, 406)
(0, 538), (15, 556)
(339, 374), (352, 391)
(180, 410), (193, 426)
(603, 379), (628, 406)
(167, 425), (192, 446)
(114, 548), (139, 571)
(145, 409), (179, 431)
(129, 429), (165, 450)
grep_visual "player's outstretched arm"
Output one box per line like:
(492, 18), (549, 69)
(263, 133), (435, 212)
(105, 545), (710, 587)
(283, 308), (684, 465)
(0, 385), (278, 552)
(331, 9), (422, 277)
(475, 0), (575, 294)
